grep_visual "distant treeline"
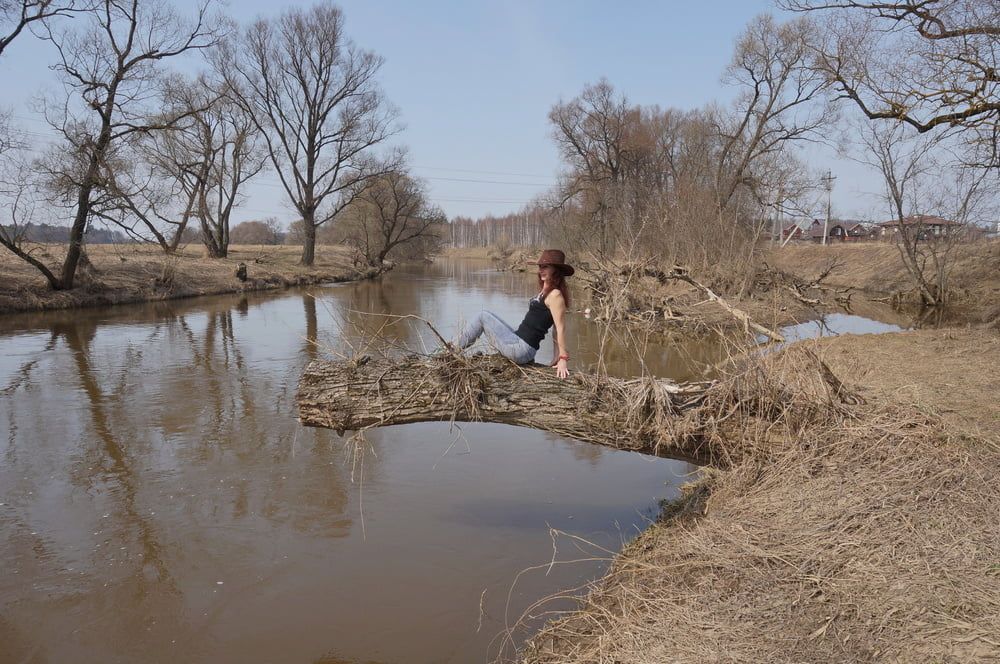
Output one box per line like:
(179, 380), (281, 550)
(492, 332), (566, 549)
(2, 223), (132, 245)
(449, 208), (552, 248)
(1, 221), (292, 246)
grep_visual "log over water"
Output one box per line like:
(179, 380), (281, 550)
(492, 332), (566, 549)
(297, 354), (717, 464)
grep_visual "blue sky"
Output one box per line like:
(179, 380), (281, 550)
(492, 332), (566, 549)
(0, 0), (878, 226)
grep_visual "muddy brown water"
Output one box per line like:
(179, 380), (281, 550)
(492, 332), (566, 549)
(1, 259), (725, 664)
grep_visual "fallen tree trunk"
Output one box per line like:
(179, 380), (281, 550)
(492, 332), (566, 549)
(297, 354), (717, 464)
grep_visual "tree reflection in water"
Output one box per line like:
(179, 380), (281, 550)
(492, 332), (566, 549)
(0, 291), (365, 662)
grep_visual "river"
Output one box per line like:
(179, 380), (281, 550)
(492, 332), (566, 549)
(0, 259), (713, 664)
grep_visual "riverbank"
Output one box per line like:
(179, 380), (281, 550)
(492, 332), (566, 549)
(443, 247), (819, 336)
(441, 246), (494, 260)
(0, 244), (377, 315)
(769, 240), (1000, 321)
(522, 326), (1000, 663)
(447, 241), (1000, 333)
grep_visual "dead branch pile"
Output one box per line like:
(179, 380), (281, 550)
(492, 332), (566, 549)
(759, 259), (856, 310)
(518, 342), (1000, 663)
(580, 261), (793, 338)
(579, 259), (854, 337)
(489, 247), (534, 272)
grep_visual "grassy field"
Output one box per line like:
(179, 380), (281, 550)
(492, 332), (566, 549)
(0, 243), (368, 314)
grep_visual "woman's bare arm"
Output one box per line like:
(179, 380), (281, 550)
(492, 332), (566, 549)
(546, 290), (569, 378)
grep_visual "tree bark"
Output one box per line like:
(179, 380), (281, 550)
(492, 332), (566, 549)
(297, 354), (717, 464)
(300, 213), (317, 266)
(60, 151), (104, 290)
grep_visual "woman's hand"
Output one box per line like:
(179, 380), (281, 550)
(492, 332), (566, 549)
(555, 357), (569, 379)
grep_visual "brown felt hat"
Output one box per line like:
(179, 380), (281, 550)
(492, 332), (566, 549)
(529, 249), (574, 276)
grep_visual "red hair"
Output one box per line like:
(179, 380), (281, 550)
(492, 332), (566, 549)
(538, 266), (572, 308)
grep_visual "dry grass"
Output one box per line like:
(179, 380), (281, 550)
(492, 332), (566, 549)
(770, 240), (1000, 316)
(816, 327), (1000, 442)
(0, 243), (371, 314)
(518, 336), (1000, 663)
(440, 246), (495, 260)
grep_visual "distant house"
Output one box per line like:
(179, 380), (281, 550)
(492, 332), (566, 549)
(781, 223), (805, 242)
(808, 219), (870, 243)
(845, 223), (871, 241)
(876, 215), (964, 241)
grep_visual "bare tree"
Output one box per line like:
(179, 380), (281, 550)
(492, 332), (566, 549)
(91, 76), (214, 253)
(1, 2), (83, 164)
(0, 152), (63, 287)
(549, 79), (635, 256)
(712, 14), (833, 210)
(782, 0), (1000, 167)
(548, 16), (830, 264)
(20, 0), (225, 289)
(94, 77), (263, 258)
(855, 120), (995, 305)
(221, 1), (399, 267)
(337, 169), (446, 267)
(200, 97), (265, 256)
(284, 219), (307, 246)
(0, 108), (13, 158)
(0, 0), (81, 57)
(151, 78), (266, 258)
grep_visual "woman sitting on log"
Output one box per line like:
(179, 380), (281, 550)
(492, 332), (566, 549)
(453, 249), (574, 379)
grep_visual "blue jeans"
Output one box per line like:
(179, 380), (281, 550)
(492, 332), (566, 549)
(455, 311), (537, 364)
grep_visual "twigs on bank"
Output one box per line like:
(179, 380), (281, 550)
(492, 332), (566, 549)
(665, 267), (785, 343)
(581, 259), (788, 342)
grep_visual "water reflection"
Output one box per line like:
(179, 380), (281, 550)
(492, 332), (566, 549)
(778, 313), (905, 343)
(1, 259), (700, 664)
(304, 293), (319, 361)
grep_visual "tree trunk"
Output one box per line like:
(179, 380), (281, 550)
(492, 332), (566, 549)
(300, 215), (317, 266)
(59, 180), (95, 290)
(60, 79), (119, 290)
(297, 354), (717, 464)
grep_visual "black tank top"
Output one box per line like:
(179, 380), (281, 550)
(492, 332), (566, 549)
(515, 292), (554, 350)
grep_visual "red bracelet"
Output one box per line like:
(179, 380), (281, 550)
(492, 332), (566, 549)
(558, 354), (570, 361)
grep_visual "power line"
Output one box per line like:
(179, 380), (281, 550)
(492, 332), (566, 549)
(413, 165), (556, 180)
(421, 175), (550, 187)
(248, 173), (551, 189)
(433, 197), (533, 204)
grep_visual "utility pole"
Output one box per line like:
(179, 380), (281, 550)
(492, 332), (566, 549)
(821, 170), (836, 246)
(775, 185), (783, 245)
